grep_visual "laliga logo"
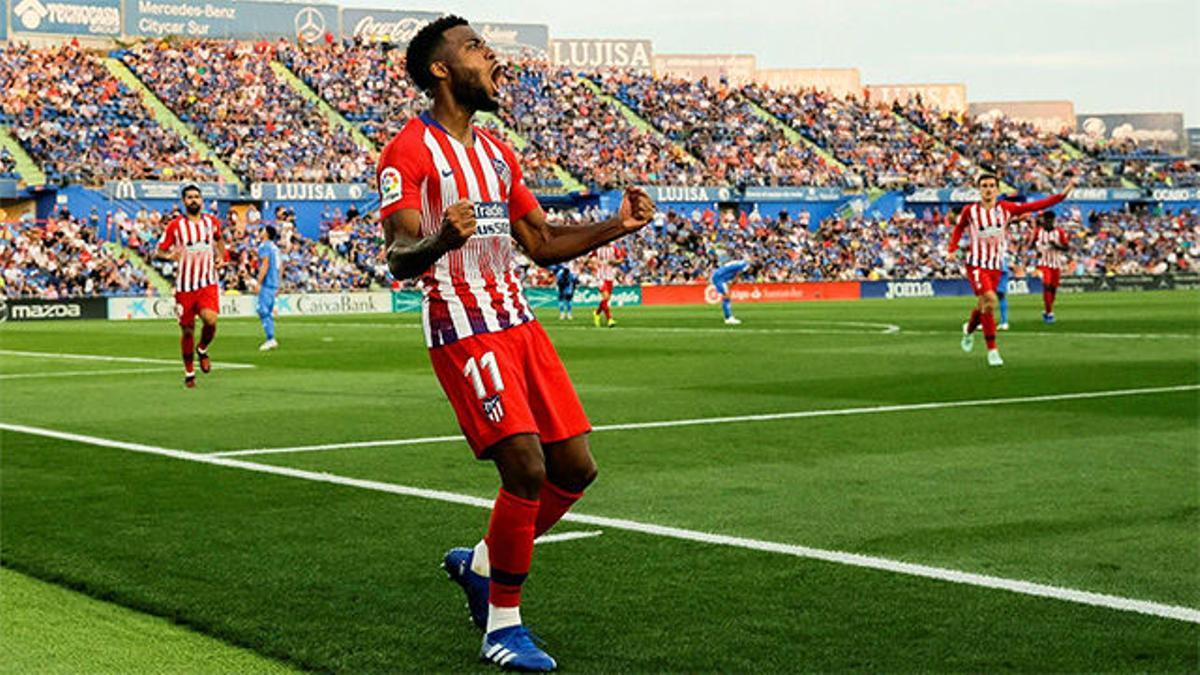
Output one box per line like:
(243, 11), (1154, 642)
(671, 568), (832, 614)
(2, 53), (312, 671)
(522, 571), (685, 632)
(294, 7), (326, 44)
(15, 0), (49, 30)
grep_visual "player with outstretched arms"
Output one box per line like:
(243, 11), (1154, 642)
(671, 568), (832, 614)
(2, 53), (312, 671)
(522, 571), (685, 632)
(376, 16), (655, 672)
(949, 173), (1076, 366)
(154, 183), (225, 388)
(1026, 210), (1070, 324)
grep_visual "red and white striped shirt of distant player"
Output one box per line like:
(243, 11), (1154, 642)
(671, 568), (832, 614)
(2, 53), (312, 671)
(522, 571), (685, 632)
(1031, 227), (1070, 269)
(594, 243), (620, 282)
(376, 112), (538, 348)
(157, 213), (221, 292)
(949, 193), (1067, 270)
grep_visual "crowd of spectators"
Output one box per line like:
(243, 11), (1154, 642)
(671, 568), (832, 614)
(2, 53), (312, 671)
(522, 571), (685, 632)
(0, 148), (18, 179)
(899, 101), (1118, 191)
(742, 85), (977, 189)
(121, 39), (371, 184)
(499, 62), (706, 190)
(1, 215), (151, 298)
(0, 42), (221, 185)
(597, 72), (844, 188)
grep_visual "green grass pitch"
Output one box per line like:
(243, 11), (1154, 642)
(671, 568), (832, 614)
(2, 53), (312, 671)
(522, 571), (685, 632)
(2, 291), (1197, 671)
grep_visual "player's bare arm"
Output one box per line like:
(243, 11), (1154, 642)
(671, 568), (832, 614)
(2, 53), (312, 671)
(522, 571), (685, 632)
(511, 187), (655, 266)
(383, 200), (476, 280)
(214, 238), (227, 269)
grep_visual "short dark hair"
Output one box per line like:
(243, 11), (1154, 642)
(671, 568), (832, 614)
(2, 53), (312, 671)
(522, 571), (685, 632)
(405, 15), (468, 92)
(181, 183), (202, 198)
(976, 173), (999, 186)
(1039, 210), (1056, 225)
(264, 225), (278, 241)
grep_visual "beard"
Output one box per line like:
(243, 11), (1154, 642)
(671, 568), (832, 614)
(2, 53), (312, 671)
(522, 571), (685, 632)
(185, 203), (201, 215)
(449, 64), (499, 113)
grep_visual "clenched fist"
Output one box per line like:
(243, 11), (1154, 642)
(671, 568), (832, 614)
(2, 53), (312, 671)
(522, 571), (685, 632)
(437, 200), (476, 250)
(618, 186), (655, 233)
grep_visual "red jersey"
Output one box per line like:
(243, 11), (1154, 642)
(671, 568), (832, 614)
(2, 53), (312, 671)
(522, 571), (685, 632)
(1030, 227), (1069, 270)
(377, 112), (539, 348)
(157, 213), (221, 293)
(949, 193), (1067, 270)
(594, 244), (621, 282)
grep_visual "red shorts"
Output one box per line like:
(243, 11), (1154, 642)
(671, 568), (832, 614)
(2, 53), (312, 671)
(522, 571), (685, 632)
(965, 266), (1003, 296)
(600, 280), (614, 295)
(429, 320), (591, 457)
(1039, 267), (1061, 288)
(174, 285), (219, 326)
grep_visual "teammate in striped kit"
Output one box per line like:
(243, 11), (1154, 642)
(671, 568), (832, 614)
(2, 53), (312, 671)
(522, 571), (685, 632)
(1026, 210), (1070, 324)
(949, 173), (1075, 366)
(592, 243), (621, 327)
(378, 16), (654, 672)
(155, 184), (225, 388)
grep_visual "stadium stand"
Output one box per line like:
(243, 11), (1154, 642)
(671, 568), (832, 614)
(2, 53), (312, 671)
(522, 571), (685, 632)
(0, 43), (222, 185)
(120, 40), (372, 184)
(1, 215), (151, 298)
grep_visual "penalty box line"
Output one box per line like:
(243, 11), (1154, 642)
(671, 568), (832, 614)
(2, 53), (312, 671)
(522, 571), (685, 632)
(1, 420), (1197, 625)
(210, 383), (1200, 458)
(0, 349), (256, 369)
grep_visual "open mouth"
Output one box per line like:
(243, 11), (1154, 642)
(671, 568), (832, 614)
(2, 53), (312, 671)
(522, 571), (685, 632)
(490, 64), (508, 91)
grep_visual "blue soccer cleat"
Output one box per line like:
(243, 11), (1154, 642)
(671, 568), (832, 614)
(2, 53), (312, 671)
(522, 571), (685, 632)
(442, 547), (489, 631)
(480, 625), (557, 672)
(1043, 312), (1056, 325)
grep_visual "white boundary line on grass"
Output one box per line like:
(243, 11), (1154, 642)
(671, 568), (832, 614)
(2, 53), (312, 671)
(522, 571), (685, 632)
(0, 367), (182, 380)
(209, 384), (1200, 458)
(0, 349), (256, 369)
(1, 420), (1197, 625)
(534, 530), (603, 545)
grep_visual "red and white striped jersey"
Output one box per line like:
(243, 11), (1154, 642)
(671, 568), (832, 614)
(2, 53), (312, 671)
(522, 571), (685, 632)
(594, 244), (620, 282)
(949, 193), (1067, 270)
(377, 112), (540, 348)
(1032, 227), (1069, 269)
(157, 213), (221, 292)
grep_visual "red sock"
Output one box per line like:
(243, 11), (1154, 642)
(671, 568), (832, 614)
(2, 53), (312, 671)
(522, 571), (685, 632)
(199, 323), (216, 351)
(1045, 288), (1057, 314)
(981, 312), (997, 350)
(534, 481), (584, 537)
(182, 333), (195, 373)
(967, 308), (982, 333)
(486, 489), (539, 608)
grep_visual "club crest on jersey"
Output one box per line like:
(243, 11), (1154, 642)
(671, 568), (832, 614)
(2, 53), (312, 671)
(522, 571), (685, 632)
(482, 393), (505, 423)
(491, 157), (512, 185)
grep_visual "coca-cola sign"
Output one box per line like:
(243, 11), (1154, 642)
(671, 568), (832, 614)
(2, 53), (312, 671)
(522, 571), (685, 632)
(342, 8), (440, 45)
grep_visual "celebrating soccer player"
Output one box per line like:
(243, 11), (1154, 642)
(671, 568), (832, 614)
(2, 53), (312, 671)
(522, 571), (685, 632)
(1026, 210), (1070, 324)
(155, 183), (225, 388)
(376, 16), (655, 672)
(949, 173), (1076, 366)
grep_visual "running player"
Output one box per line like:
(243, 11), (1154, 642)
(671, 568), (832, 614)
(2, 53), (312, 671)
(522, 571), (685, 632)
(377, 16), (655, 671)
(155, 183), (224, 388)
(552, 263), (576, 320)
(255, 225), (281, 350)
(711, 255), (750, 325)
(949, 173), (1075, 366)
(1027, 210), (1069, 324)
(592, 243), (620, 327)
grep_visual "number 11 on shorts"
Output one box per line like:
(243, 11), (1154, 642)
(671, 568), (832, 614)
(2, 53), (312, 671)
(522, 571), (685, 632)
(463, 351), (505, 399)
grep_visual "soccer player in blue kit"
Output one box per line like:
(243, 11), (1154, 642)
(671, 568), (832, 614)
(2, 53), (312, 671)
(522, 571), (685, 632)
(711, 257), (750, 325)
(255, 225), (281, 351)
(552, 263), (576, 320)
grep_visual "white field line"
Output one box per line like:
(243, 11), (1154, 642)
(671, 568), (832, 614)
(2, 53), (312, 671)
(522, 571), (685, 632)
(209, 384), (1200, 458)
(0, 349), (256, 369)
(1, 420), (1197, 625)
(534, 530), (603, 545)
(0, 367), (182, 380)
